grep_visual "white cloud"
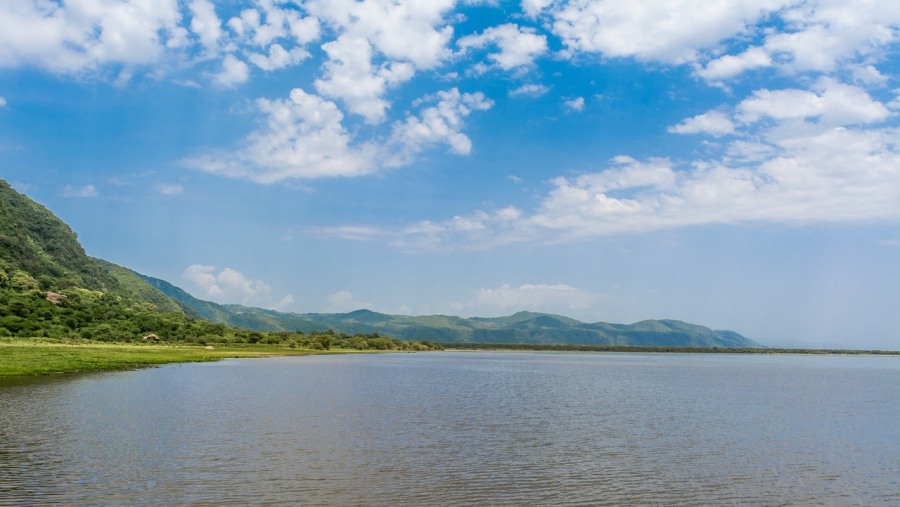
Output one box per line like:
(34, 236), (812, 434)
(314, 35), (414, 123)
(0, 96), (6, 107)
(697, 46), (773, 81)
(408, 125), (899, 245)
(189, 0), (221, 53)
(306, 0), (455, 69)
(326, 80), (900, 249)
(214, 54), (250, 87)
(62, 184), (98, 198)
(509, 83), (549, 97)
(0, 0), (321, 86)
(522, 0), (555, 18)
(247, 43), (309, 71)
(183, 88), (374, 182)
(386, 88), (493, 166)
(698, 1), (900, 80)
(302, 0), (457, 123)
(185, 85), (490, 183)
(183, 264), (286, 308)
(850, 64), (888, 87)
(669, 110), (735, 136)
(157, 183), (184, 195)
(0, 0), (183, 73)
(564, 96), (585, 112)
(542, 0), (900, 84)
(227, 1), (320, 48)
(472, 283), (594, 313)
(325, 290), (374, 313)
(273, 294), (296, 312)
(550, 0), (790, 64)
(736, 79), (891, 126)
(457, 23), (548, 71)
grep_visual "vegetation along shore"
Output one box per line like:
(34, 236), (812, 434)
(437, 342), (900, 355)
(0, 337), (438, 378)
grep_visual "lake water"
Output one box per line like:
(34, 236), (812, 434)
(1, 352), (899, 506)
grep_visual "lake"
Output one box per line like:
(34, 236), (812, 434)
(1, 352), (898, 505)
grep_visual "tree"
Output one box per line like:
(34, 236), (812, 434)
(9, 271), (39, 292)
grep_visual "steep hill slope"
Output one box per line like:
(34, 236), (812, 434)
(0, 180), (182, 314)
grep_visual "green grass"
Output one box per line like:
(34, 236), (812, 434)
(0, 338), (351, 377)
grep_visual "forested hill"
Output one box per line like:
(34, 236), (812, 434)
(0, 178), (760, 347)
(140, 273), (761, 347)
(0, 178), (435, 350)
(0, 180), (182, 314)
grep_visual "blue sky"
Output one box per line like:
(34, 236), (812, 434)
(2, 0), (899, 348)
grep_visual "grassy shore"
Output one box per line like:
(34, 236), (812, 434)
(0, 338), (354, 377)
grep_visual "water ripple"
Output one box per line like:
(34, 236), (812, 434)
(1, 353), (898, 505)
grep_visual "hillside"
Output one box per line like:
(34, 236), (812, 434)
(140, 272), (761, 347)
(0, 178), (760, 348)
(0, 180), (183, 314)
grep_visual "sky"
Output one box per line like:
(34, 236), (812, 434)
(1, 0), (899, 349)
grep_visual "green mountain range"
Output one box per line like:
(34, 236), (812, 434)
(0, 178), (761, 347)
(140, 272), (760, 346)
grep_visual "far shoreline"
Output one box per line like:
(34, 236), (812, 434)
(435, 342), (900, 355)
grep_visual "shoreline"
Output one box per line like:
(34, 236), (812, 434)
(5, 339), (897, 378)
(0, 339), (370, 378)
(435, 342), (900, 355)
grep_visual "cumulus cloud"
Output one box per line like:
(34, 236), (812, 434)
(521, 0), (555, 18)
(305, 0), (456, 122)
(698, 1), (900, 80)
(185, 85), (491, 183)
(696, 46), (773, 81)
(550, 0), (790, 64)
(0, 0), (321, 85)
(672, 79), (890, 137)
(669, 110), (735, 136)
(0, 96), (6, 107)
(183, 264), (291, 309)
(386, 88), (494, 166)
(324, 79), (900, 249)
(314, 35), (414, 123)
(473, 283), (594, 313)
(189, 0), (221, 53)
(273, 294), (296, 312)
(62, 184), (98, 198)
(457, 23), (548, 71)
(306, 0), (455, 69)
(564, 96), (585, 112)
(0, 0), (183, 73)
(736, 79), (891, 126)
(246, 43), (309, 71)
(183, 88), (374, 182)
(325, 290), (374, 313)
(226, 1), (320, 48)
(539, 0), (900, 85)
(214, 54), (250, 87)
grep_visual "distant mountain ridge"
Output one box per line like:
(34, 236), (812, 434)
(138, 273), (761, 347)
(0, 177), (761, 348)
